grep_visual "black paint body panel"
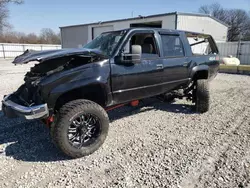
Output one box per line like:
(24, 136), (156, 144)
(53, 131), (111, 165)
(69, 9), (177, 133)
(6, 28), (220, 116)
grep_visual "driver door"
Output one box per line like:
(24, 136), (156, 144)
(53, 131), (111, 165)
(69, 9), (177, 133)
(111, 31), (164, 104)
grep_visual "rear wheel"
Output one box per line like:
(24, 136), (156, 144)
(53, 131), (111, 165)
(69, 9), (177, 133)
(194, 79), (210, 113)
(52, 99), (109, 158)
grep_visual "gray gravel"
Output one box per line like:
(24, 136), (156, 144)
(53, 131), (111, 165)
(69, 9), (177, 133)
(0, 59), (250, 188)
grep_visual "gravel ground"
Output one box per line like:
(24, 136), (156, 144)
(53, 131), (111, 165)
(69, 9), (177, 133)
(0, 59), (250, 188)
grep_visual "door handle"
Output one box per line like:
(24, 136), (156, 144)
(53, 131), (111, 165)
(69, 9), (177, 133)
(183, 62), (189, 67)
(156, 64), (163, 69)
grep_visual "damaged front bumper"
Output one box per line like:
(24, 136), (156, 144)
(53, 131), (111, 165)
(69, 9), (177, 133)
(2, 95), (49, 120)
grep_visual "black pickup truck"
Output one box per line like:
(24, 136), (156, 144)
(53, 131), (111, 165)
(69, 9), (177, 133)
(2, 28), (219, 158)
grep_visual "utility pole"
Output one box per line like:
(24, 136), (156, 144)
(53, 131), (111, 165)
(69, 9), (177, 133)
(236, 32), (242, 59)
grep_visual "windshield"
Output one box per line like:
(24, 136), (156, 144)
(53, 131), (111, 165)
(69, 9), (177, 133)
(83, 31), (125, 56)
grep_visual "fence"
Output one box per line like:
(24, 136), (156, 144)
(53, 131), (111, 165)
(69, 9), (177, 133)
(0, 43), (61, 58)
(217, 41), (250, 65)
(1, 42), (249, 65)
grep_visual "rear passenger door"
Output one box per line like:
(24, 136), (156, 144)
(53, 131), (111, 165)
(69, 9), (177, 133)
(160, 34), (190, 92)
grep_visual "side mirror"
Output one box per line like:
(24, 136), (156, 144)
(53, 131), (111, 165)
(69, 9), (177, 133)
(131, 45), (142, 61)
(115, 45), (142, 64)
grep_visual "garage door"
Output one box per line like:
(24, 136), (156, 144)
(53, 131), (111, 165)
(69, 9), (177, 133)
(92, 25), (114, 39)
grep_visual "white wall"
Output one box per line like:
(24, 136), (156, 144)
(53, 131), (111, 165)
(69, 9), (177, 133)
(61, 25), (89, 48)
(61, 14), (228, 47)
(177, 15), (228, 42)
(86, 15), (176, 43)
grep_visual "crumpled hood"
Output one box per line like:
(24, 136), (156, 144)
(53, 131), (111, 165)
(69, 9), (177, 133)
(12, 48), (107, 64)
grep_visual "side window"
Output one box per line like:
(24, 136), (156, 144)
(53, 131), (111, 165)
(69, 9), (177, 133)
(123, 33), (160, 58)
(186, 33), (218, 56)
(161, 35), (185, 57)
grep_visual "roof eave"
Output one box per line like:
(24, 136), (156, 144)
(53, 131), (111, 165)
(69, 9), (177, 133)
(60, 11), (229, 29)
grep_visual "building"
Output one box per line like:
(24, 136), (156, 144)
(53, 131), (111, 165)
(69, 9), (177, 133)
(60, 12), (228, 48)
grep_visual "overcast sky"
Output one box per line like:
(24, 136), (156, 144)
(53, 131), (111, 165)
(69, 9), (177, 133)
(8, 0), (250, 34)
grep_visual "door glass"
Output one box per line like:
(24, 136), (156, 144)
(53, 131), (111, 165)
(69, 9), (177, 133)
(161, 35), (185, 57)
(123, 33), (159, 58)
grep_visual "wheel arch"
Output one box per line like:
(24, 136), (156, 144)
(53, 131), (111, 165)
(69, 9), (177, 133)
(53, 83), (108, 112)
(191, 65), (209, 81)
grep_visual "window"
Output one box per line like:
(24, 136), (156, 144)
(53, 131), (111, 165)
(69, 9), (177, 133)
(161, 35), (184, 57)
(123, 33), (159, 58)
(186, 33), (218, 56)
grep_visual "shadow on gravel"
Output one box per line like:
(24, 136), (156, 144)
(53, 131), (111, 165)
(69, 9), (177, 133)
(108, 99), (196, 122)
(0, 99), (194, 162)
(0, 112), (70, 162)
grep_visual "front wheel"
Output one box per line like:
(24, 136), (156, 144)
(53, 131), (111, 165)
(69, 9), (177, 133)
(53, 99), (109, 158)
(194, 79), (210, 113)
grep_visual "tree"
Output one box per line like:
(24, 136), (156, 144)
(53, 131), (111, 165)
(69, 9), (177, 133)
(39, 28), (61, 44)
(226, 9), (250, 41)
(199, 3), (250, 41)
(199, 3), (228, 22)
(0, 0), (23, 33)
(0, 29), (61, 44)
(26, 33), (39, 44)
(0, 0), (61, 44)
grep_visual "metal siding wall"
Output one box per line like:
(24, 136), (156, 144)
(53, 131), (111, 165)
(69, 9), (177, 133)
(217, 42), (250, 65)
(177, 15), (228, 42)
(240, 42), (250, 65)
(217, 42), (238, 57)
(61, 25), (89, 48)
(86, 15), (176, 43)
(92, 25), (114, 39)
(0, 43), (61, 58)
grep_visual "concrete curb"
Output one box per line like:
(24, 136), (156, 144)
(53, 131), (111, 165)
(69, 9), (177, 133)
(219, 65), (250, 75)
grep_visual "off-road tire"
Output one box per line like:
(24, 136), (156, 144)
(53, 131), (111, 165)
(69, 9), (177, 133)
(52, 99), (109, 158)
(195, 79), (210, 113)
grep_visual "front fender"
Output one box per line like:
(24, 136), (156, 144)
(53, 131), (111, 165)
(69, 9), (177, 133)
(38, 60), (111, 110)
(47, 78), (110, 110)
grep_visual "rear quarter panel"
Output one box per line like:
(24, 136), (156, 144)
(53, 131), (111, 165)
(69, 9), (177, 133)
(189, 55), (220, 80)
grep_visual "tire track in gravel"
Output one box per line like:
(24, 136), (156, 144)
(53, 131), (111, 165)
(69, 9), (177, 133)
(198, 115), (250, 188)
(179, 86), (250, 188)
(195, 117), (250, 187)
(180, 110), (249, 188)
